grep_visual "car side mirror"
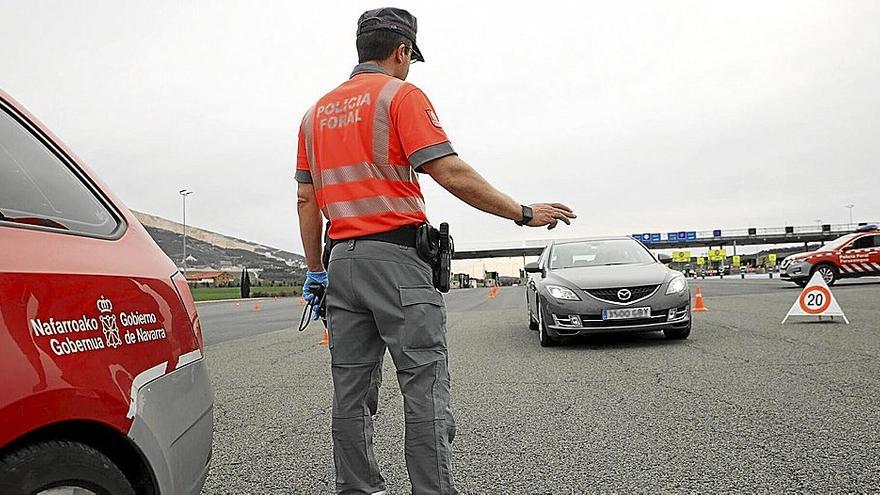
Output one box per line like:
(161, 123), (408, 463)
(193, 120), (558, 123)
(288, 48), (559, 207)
(657, 253), (673, 264)
(841, 245), (854, 251)
(524, 262), (542, 273)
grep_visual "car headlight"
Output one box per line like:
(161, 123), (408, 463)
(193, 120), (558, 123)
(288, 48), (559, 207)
(666, 276), (687, 295)
(546, 285), (581, 301)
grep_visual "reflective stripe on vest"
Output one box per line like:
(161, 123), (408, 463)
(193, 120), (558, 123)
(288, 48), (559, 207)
(301, 105), (329, 217)
(325, 195), (426, 219)
(372, 78), (405, 166)
(320, 162), (417, 186)
(304, 78), (426, 221)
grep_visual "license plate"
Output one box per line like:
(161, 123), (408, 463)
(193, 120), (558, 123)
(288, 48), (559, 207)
(602, 307), (651, 320)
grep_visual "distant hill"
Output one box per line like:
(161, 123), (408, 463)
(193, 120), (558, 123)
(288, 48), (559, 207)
(132, 211), (305, 284)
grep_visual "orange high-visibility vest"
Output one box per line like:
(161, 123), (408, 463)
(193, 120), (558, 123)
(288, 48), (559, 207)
(296, 64), (455, 240)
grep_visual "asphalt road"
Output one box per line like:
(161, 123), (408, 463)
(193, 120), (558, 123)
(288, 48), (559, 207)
(200, 278), (880, 494)
(197, 297), (307, 346)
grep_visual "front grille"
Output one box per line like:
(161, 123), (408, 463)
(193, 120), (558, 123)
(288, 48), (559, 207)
(582, 315), (667, 328)
(551, 304), (688, 332)
(584, 285), (659, 304)
(575, 303), (688, 328)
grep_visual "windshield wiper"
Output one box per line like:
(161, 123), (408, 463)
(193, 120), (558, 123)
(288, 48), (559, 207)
(0, 209), (68, 230)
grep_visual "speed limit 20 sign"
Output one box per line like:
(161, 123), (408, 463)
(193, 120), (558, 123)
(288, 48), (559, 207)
(782, 272), (849, 324)
(799, 285), (831, 314)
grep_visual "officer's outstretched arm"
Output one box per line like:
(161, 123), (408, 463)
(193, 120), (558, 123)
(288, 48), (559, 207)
(422, 155), (576, 229)
(297, 182), (325, 271)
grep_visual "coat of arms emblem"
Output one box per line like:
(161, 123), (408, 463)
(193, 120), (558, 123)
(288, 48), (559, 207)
(97, 296), (122, 349)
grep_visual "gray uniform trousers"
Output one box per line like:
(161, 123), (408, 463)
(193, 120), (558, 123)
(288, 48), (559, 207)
(326, 239), (457, 495)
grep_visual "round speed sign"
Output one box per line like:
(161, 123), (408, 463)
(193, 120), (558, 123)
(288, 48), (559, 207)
(798, 285), (832, 315)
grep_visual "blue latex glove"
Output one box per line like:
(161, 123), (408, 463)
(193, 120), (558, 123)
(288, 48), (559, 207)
(303, 271), (328, 320)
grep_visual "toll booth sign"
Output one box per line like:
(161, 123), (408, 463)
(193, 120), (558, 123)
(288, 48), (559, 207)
(708, 249), (726, 262)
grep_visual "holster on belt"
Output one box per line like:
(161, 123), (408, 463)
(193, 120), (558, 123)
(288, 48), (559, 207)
(416, 222), (454, 293)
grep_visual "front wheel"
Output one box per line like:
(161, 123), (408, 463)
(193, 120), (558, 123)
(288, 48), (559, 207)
(0, 440), (135, 495)
(813, 264), (838, 286)
(527, 293), (539, 330)
(537, 300), (558, 347)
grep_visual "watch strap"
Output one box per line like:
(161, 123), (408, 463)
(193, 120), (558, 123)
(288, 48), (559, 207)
(515, 205), (533, 226)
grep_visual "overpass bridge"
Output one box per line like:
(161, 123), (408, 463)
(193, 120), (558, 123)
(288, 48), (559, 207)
(452, 222), (877, 260)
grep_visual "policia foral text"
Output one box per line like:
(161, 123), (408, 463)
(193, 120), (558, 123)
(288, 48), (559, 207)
(295, 8), (576, 495)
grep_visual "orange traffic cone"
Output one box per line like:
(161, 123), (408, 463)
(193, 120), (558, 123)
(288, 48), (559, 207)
(319, 327), (329, 346)
(693, 286), (709, 312)
(253, 301), (261, 312)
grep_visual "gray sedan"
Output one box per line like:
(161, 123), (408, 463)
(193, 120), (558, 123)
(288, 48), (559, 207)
(525, 237), (691, 347)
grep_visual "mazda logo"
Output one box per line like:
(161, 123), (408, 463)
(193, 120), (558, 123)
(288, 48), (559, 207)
(617, 289), (632, 301)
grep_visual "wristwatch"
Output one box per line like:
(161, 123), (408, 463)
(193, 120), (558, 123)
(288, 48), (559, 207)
(515, 205), (533, 226)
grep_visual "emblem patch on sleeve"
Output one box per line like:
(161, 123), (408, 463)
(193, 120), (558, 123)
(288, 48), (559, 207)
(425, 109), (442, 128)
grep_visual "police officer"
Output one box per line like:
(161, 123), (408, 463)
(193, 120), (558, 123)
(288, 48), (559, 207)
(295, 8), (576, 494)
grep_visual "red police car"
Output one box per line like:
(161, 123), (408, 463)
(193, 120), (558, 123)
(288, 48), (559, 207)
(780, 225), (880, 286)
(0, 90), (213, 494)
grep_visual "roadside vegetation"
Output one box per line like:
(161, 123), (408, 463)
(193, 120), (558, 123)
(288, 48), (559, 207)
(190, 285), (302, 302)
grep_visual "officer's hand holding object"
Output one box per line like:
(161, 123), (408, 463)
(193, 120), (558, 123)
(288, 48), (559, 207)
(526, 203), (577, 230)
(303, 270), (328, 301)
(303, 271), (328, 320)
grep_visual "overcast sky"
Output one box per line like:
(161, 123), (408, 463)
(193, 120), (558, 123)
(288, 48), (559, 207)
(1, 1), (878, 257)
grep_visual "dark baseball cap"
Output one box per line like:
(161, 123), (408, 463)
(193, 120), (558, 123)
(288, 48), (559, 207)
(357, 7), (424, 62)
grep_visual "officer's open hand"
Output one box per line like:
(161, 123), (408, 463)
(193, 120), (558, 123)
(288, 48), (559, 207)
(527, 203), (576, 230)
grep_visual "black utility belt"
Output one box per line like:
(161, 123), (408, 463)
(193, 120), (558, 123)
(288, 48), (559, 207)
(323, 223), (453, 293)
(352, 225), (419, 248)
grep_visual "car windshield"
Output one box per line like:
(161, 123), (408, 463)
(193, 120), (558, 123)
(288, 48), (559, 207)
(550, 239), (655, 269)
(816, 233), (859, 252)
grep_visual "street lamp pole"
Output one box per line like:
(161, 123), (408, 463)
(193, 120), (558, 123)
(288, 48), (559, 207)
(843, 204), (855, 226)
(179, 189), (193, 274)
